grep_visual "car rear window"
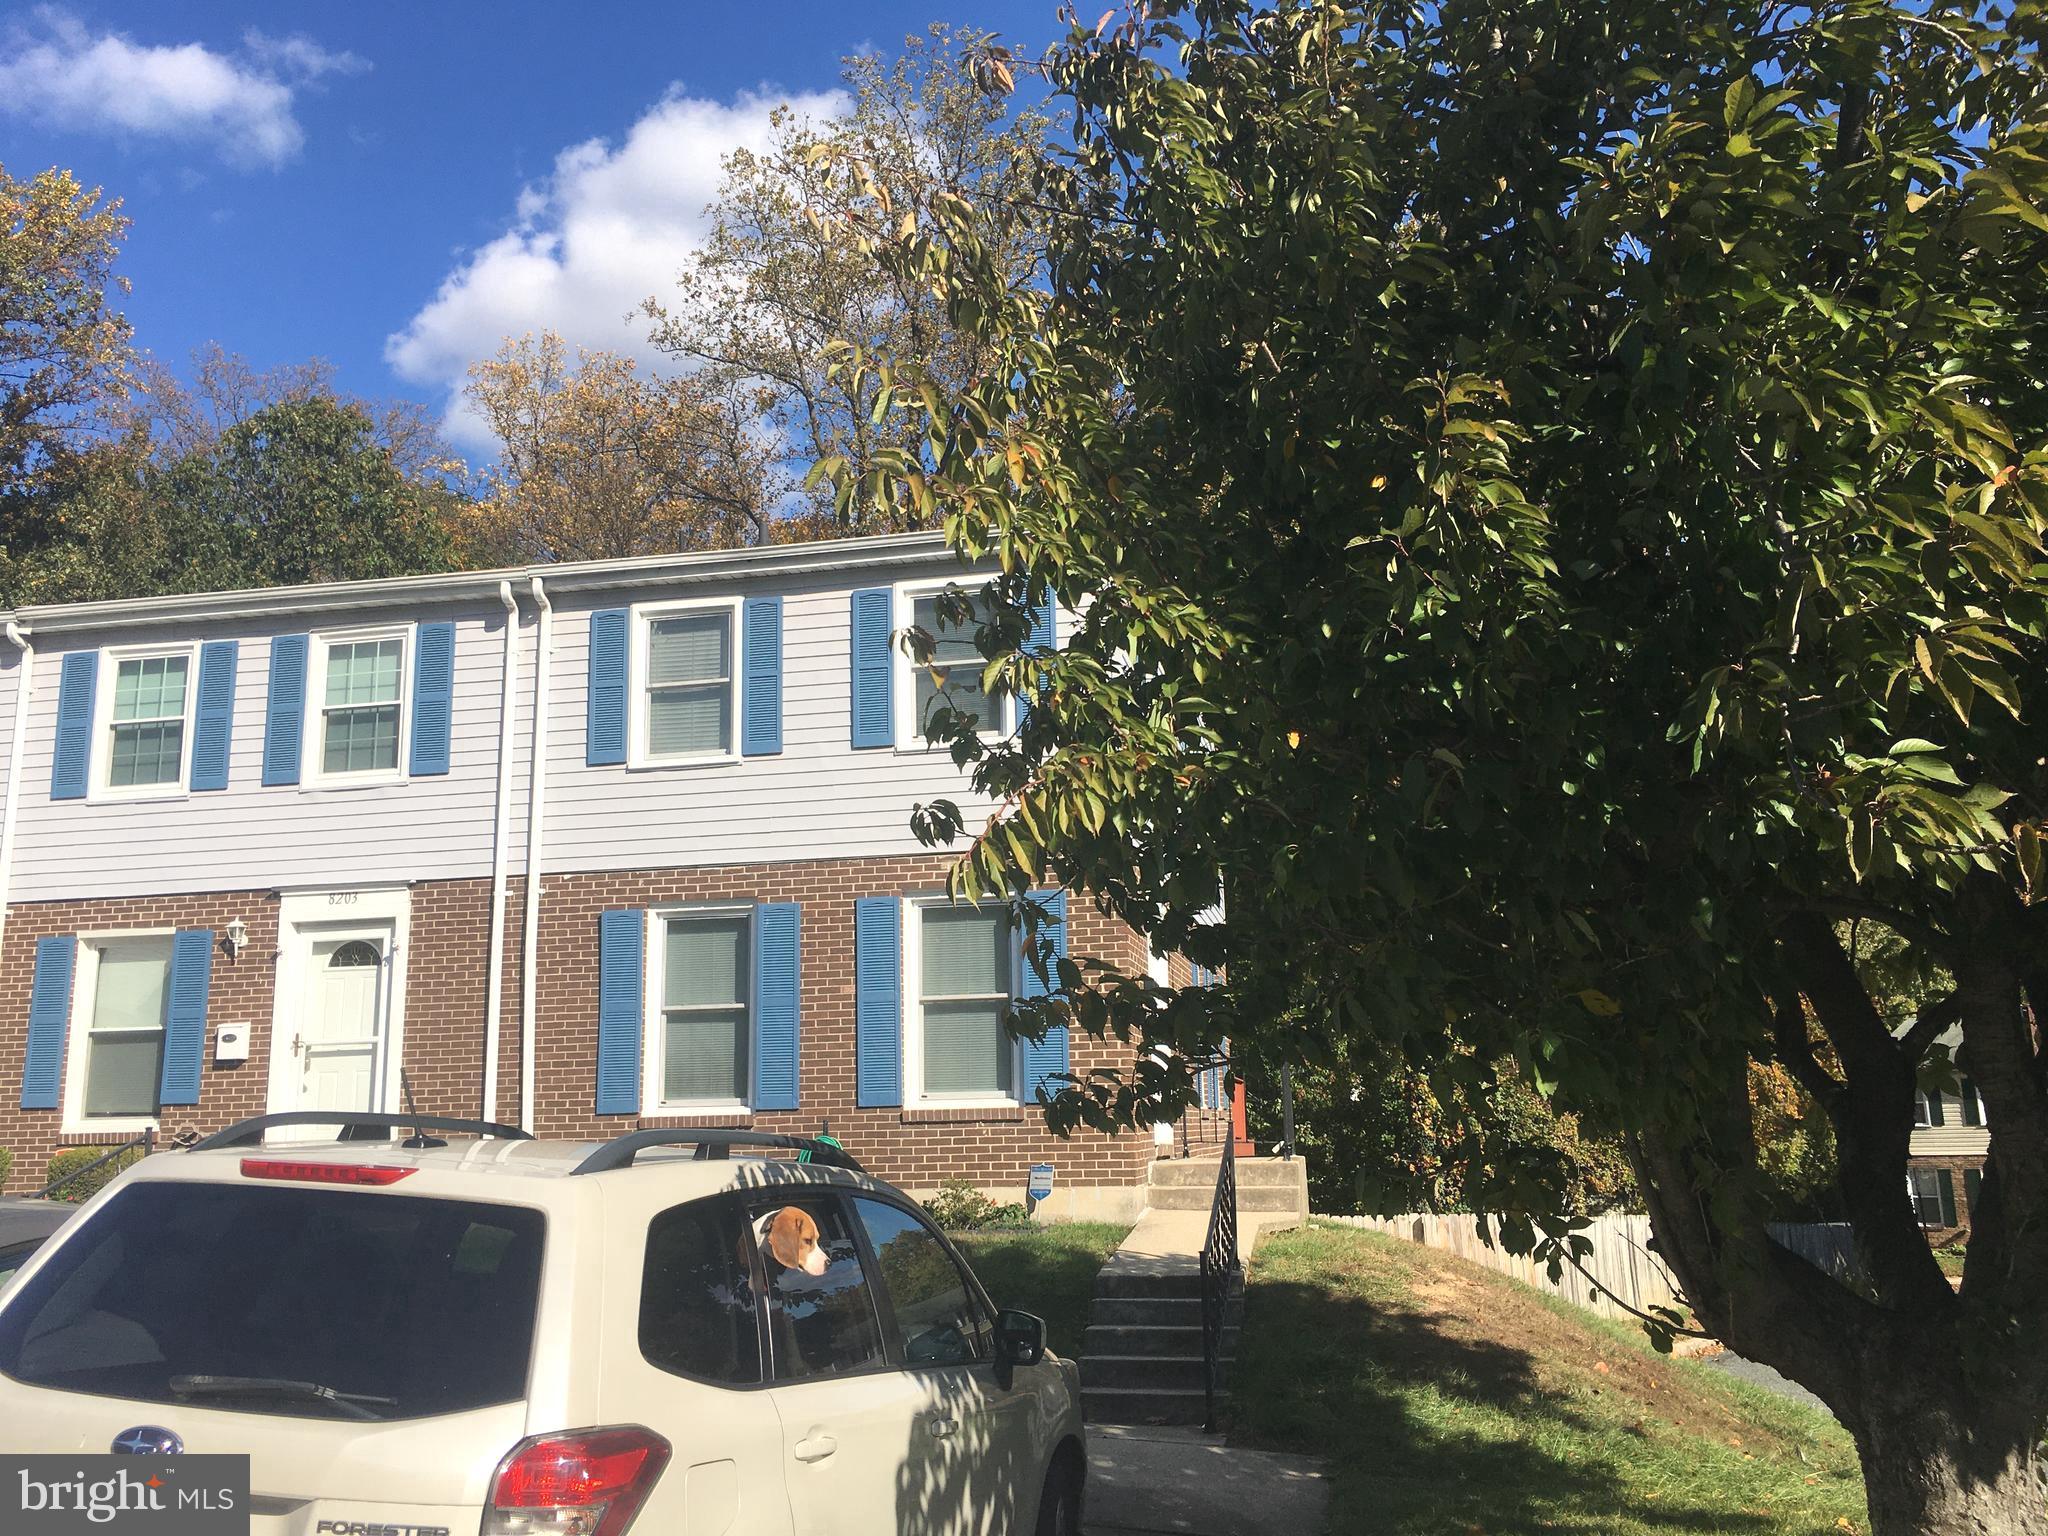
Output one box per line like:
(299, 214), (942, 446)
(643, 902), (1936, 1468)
(0, 1181), (545, 1421)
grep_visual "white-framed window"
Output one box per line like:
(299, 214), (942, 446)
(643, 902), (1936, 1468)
(644, 905), (753, 1111)
(904, 896), (1019, 1107)
(630, 598), (742, 767)
(91, 645), (197, 798)
(61, 933), (175, 1134)
(1908, 1165), (1958, 1228)
(306, 627), (409, 787)
(895, 580), (1010, 748)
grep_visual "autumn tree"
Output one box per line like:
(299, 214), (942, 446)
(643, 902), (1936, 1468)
(461, 331), (771, 562)
(0, 164), (133, 493)
(645, 24), (1051, 532)
(836, 3), (2048, 1531)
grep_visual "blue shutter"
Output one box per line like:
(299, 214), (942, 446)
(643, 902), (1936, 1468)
(854, 896), (902, 1107)
(158, 929), (214, 1106)
(741, 596), (784, 757)
(1020, 594), (1055, 731)
(49, 651), (97, 801)
(849, 588), (894, 749)
(1020, 889), (1070, 1105)
(587, 609), (629, 766)
(409, 621), (456, 776)
(596, 908), (644, 1115)
(189, 640), (238, 792)
(20, 935), (76, 1110)
(261, 634), (309, 787)
(753, 902), (800, 1110)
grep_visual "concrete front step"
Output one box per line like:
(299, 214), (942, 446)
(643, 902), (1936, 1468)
(1083, 1353), (1226, 1392)
(1082, 1385), (1214, 1426)
(1094, 1264), (1205, 1299)
(1147, 1157), (1310, 1190)
(1084, 1322), (1237, 1358)
(1093, 1295), (1241, 1328)
(1145, 1183), (1307, 1213)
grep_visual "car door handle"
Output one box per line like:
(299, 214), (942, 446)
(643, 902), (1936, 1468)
(794, 1434), (837, 1463)
(927, 1416), (958, 1439)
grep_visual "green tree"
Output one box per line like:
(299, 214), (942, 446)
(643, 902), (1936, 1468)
(151, 396), (459, 589)
(645, 24), (1052, 533)
(0, 164), (132, 493)
(834, 3), (2048, 1530)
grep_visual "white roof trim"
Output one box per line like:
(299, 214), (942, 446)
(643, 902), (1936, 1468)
(5, 531), (966, 636)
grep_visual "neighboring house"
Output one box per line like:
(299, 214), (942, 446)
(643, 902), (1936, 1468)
(0, 531), (1200, 1215)
(1908, 1027), (1988, 1238)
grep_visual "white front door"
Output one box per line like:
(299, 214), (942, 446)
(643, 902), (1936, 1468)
(292, 927), (391, 1119)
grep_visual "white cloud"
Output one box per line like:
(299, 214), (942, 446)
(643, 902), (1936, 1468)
(385, 86), (846, 450)
(0, 9), (364, 169)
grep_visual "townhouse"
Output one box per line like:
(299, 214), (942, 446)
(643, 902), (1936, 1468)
(1908, 1034), (1990, 1238)
(0, 531), (1212, 1213)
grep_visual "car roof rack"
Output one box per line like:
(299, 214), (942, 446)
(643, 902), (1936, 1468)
(189, 1111), (534, 1151)
(570, 1128), (865, 1176)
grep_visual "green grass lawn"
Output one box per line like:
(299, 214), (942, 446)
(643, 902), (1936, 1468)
(949, 1221), (1129, 1361)
(1233, 1222), (1867, 1536)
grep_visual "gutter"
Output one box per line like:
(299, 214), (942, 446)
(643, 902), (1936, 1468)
(0, 622), (31, 962)
(482, 581), (521, 1122)
(10, 531), (961, 636)
(519, 576), (553, 1135)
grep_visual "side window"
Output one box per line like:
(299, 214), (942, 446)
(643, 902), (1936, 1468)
(751, 1194), (884, 1382)
(640, 1195), (762, 1385)
(853, 1198), (988, 1368)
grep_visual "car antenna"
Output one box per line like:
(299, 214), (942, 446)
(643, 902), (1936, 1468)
(398, 1070), (447, 1150)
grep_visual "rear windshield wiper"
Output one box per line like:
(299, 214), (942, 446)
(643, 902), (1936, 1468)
(168, 1374), (398, 1421)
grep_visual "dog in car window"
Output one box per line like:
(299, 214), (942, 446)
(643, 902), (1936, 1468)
(753, 1204), (830, 1278)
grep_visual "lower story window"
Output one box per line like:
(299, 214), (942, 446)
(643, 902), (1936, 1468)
(1909, 1166), (1958, 1229)
(658, 911), (750, 1105)
(79, 938), (172, 1120)
(919, 904), (1013, 1099)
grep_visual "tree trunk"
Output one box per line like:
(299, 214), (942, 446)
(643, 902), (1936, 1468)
(1850, 1379), (2045, 1536)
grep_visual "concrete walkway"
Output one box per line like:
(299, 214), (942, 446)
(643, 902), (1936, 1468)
(1083, 1424), (1329, 1536)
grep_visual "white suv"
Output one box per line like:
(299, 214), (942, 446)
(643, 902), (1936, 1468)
(0, 1114), (1087, 1536)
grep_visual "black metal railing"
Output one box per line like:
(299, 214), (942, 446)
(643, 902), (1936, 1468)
(36, 1127), (155, 1201)
(1199, 1132), (1240, 1432)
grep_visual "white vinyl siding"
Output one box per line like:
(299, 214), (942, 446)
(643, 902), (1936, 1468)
(915, 902), (1015, 1101)
(648, 908), (751, 1109)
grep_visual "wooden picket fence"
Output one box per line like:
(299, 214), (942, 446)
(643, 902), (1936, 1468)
(1322, 1213), (1866, 1326)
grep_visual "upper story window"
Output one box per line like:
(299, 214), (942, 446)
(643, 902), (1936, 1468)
(95, 649), (195, 797)
(309, 630), (407, 786)
(63, 935), (172, 1132)
(632, 600), (740, 767)
(911, 900), (1017, 1103)
(648, 907), (751, 1109)
(897, 583), (1008, 747)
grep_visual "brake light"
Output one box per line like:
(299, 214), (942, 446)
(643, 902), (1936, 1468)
(239, 1158), (416, 1187)
(483, 1427), (671, 1536)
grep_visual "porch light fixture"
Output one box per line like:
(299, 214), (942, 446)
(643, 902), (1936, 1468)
(223, 917), (249, 957)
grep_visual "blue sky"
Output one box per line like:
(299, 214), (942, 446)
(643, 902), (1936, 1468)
(0, 1), (1062, 453)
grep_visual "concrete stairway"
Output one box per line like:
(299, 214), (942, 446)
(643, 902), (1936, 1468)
(1079, 1156), (1307, 1425)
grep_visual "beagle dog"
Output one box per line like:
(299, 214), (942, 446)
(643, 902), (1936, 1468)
(752, 1204), (830, 1277)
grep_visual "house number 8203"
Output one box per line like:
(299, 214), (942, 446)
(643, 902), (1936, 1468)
(328, 893), (359, 906)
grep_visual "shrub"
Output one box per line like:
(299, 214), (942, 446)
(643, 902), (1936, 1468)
(0, 1148), (12, 1193)
(42, 1144), (145, 1203)
(923, 1177), (1031, 1232)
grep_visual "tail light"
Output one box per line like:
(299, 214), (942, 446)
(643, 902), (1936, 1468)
(482, 1426), (671, 1536)
(240, 1158), (415, 1187)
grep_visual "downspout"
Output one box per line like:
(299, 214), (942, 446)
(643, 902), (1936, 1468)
(0, 622), (33, 964)
(482, 581), (521, 1122)
(519, 576), (553, 1134)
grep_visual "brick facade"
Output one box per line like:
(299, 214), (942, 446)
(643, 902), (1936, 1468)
(0, 855), (1169, 1206)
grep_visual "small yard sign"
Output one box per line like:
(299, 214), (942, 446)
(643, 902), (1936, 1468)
(1027, 1163), (1055, 1204)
